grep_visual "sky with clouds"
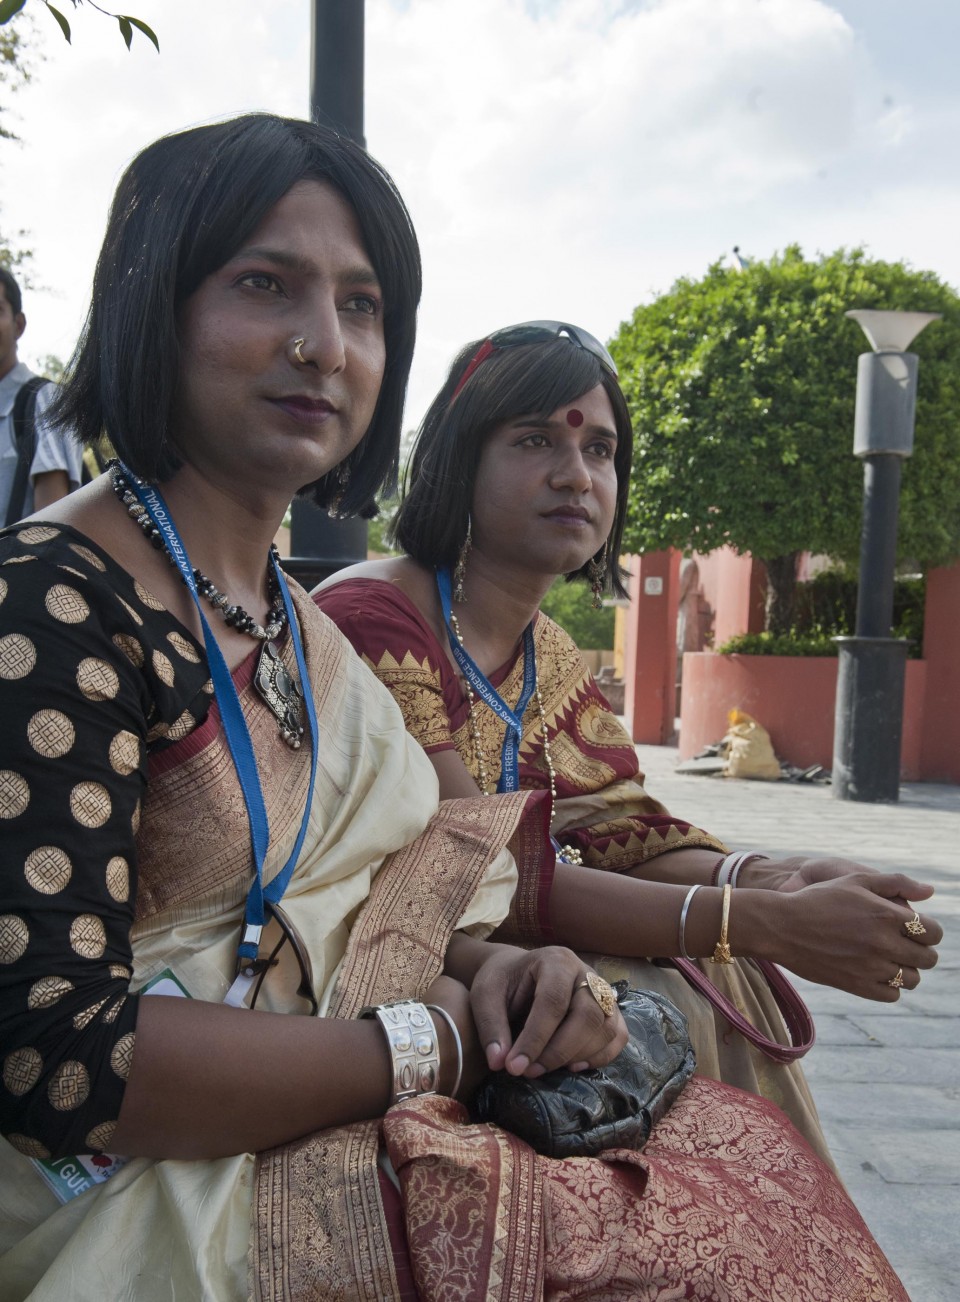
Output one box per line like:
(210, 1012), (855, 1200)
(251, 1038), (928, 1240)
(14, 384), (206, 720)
(2, 0), (957, 427)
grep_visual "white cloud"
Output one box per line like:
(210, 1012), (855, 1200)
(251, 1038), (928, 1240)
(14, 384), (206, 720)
(1, 0), (957, 428)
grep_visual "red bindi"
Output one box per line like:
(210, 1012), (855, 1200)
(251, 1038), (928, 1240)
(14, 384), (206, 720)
(566, 408), (584, 427)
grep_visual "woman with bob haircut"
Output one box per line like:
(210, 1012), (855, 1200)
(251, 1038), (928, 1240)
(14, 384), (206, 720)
(316, 321), (941, 1166)
(0, 116), (912, 1297)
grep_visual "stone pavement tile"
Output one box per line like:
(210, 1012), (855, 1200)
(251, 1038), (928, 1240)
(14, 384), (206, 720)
(844, 1130), (960, 1187)
(812, 1082), (960, 1132)
(802, 1046), (958, 1088)
(811, 1013), (879, 1046)
(849, 1014), (960, 1049)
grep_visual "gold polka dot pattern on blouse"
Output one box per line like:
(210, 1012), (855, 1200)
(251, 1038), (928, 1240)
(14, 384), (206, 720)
(48, 1060), (90, 1111)
(7, 1133), (50, 1159)
(45, 584), (90, 625)
(28, 975), (74, 1009)
(24, 846), (73, 894)
(27, 709), (76, 759)
(105, 856), (129, 902)
(0, 633), (37, 680)
(2, 555), (36, 565)
(85, 1120), (116, 1152)
(3, 1046), (43, 1096)
(109, 731), (140, 775)
(0, 914), (29, 963)
(152, 650), (175, 686)
(134, 580), (166, 612)
(70, 780), (111, 828)
(113, 632), (144, 667)
(69, 914), (106, 959)
(77, 657), (120, 701)
(0, 575), (6, 604)
(17, 526), (60, 544)
(109, 963), (130, 980)
(117, 596), (144, 627)
(131, 801), (141, 834)
(103, 996), (125, 1024)
(73, 997), (108, 1030)
(68, 543), (106, 571)
(166, 710), (196, 742)
(57, 566), (88, 581)
(167, 630), (202, 663)
(202, 679), (214, 695)
(0, 771), (30, 819)
(110, 1032), (136, 1080)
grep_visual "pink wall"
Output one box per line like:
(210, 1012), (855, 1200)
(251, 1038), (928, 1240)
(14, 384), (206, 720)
(679, 653), (928, 778)
(919, 564), (960, 783)
(623, 551), (679, 744)
(692, 547), (765, 646)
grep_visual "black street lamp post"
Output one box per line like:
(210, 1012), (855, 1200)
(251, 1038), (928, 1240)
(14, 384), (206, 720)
(832, 309), (941, 803)
(285, 0), (368, 591)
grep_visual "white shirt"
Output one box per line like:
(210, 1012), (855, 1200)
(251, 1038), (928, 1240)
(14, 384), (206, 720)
(0, 361), (85, 522)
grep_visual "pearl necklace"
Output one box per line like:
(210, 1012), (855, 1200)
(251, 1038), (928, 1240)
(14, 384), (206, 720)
(110, 463), (287, 642)
(449, 611), (582, 864)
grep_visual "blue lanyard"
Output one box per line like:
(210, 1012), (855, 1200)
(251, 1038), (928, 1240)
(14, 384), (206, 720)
(120, 465), (318, 974)
(436, 566), (536, 793)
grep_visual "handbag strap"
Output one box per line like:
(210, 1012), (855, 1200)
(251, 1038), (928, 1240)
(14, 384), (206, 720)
(664, 955), (815, 1063)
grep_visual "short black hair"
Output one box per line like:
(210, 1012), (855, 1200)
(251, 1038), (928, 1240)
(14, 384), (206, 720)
(51, 113), (421, 515)
(393, 335), (633, 598)
(0, 268), (22, 316)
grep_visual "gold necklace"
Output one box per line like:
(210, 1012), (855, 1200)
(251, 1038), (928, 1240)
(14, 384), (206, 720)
(448, 611), (582, 864)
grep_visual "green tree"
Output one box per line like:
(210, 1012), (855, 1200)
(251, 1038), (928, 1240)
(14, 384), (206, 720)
(540, 577), (615, 650)
(611, 247), (960, 634)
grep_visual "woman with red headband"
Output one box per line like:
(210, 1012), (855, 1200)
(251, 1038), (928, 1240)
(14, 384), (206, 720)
(315, 321), (941, 1170)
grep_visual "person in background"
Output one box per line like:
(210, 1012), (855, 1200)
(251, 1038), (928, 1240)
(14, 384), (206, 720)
(0, 269), (84, 523)
(315, 321), (942, 1168)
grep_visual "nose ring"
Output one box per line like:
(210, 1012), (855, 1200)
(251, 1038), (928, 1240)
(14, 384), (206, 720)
(292, 338), (307, 365)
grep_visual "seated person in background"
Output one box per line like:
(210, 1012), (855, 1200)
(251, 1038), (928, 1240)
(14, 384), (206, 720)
(1, 119), (910, 1300)
(0, 268), (83, 522)
(315, 320), (942, 1169)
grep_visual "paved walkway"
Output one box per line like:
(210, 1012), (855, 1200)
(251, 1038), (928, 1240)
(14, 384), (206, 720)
(635, 744), (959, 1302)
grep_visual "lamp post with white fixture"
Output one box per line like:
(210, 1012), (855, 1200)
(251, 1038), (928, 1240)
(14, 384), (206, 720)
(832, 309), (941, 802)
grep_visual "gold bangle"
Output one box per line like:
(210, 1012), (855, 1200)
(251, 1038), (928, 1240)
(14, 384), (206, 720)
(710, 883), (733, 965)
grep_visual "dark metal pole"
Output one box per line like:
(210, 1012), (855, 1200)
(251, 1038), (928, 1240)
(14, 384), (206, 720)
(833, 350), (916, 803)
(286, 1), (368, 590)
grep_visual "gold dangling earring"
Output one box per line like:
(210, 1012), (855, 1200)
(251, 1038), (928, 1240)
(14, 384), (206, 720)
(587, 542), (608, 610)
(453, 515), (472, 602)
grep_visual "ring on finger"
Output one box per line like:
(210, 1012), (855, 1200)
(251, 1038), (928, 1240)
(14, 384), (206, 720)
(888, 967), (905, 989)
(905, 912), (927, 938)
(577, 971), (618, 1018)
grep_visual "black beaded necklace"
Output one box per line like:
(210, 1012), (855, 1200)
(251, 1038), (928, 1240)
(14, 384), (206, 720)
(110, 462), (287, 642)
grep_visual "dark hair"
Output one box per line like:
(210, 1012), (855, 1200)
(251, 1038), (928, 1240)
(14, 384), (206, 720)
(0, 268), (22, 316)
(393, 336), (633, 598)
(51, 113), (421, 515)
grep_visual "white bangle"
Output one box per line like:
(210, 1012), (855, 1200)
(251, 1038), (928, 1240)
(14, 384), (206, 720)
(426, 1004), (464, 1099)
(716, 851), (770, 889)
(678, 884), (702, 960)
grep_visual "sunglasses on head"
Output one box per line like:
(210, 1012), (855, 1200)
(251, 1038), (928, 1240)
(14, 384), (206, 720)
(451, 320), (619, 400)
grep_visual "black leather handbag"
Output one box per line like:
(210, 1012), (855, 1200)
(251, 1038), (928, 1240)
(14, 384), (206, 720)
(472, 982), (695, 1159)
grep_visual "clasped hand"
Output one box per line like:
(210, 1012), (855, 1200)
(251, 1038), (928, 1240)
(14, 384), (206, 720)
(427, 944), (628, 1099)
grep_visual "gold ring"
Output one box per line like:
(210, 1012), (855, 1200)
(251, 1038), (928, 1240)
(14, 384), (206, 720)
(293, 337), (307, 365)
(577, 971), (617, 1018)
(905, 913), (927, 938)
(888, 968), (905, 989)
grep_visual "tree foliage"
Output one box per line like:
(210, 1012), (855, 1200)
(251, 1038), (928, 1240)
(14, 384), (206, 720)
(540, 577), (615, 651)
(610, 247), (960, 631)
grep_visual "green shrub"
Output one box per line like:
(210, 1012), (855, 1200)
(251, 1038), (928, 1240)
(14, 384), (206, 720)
(540, 577), (616, 650)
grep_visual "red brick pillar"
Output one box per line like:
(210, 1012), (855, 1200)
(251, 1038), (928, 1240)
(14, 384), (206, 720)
(623, 550), (681, 744)
(919, 563), (960, 782)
